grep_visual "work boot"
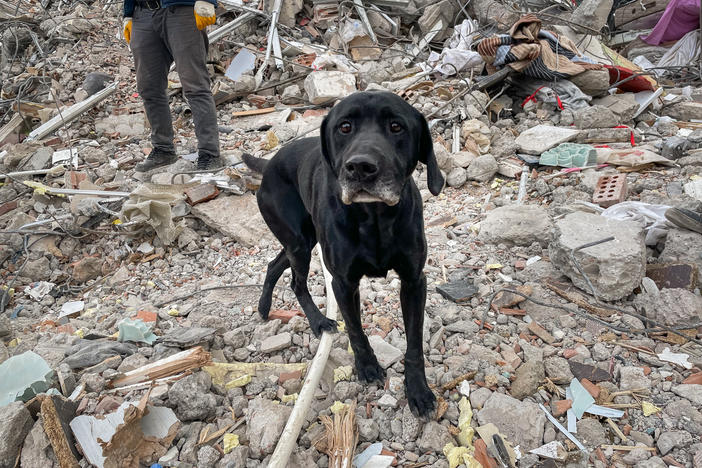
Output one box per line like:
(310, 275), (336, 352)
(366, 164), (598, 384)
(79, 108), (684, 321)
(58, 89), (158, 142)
(665, 207), (702, 235)
(196, 153), (224, 171)
(134, 148), (178, 172)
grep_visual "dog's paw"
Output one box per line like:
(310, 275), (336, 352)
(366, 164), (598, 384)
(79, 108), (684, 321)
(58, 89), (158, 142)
(356, 357), (386, 384)
(310, 316), (338, 337)
(406, 381), (436, 418)
(257, 298), (271, 320)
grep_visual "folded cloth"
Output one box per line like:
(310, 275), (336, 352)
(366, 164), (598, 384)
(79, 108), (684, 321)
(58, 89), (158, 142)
(641, 0), (700, 46)
(478, 14), (601, 80)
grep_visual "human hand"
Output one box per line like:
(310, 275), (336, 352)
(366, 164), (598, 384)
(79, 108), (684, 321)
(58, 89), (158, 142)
(194, 1), (215, 30)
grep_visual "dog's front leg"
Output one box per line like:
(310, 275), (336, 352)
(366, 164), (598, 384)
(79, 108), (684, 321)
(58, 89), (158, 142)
(400, 273), (436, 417)
(332, 277), (386, 384)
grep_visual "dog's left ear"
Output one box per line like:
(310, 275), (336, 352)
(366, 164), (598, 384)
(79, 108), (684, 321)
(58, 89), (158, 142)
(417, 113), (444, 196)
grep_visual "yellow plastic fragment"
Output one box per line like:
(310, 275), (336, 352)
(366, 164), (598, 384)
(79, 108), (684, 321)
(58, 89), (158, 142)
(485, 263), (503, 270)
(74, 329), (85, 338)
(146, 281), (155, 288)
(337, 320), (346, 332)
(112, 219), (122, 225)
(642, 401), (661, 416)
(8, 338), (19, 347)
(330, 401), (348, 415)
(443, 443), (481, 468)
(281, 393), (298, 403)
(168, 308), (180, 316)
(222, 433), (239, 454)
(265, 130), (279, 150)
(225, 374), (251, 389)
(333, 366), (353, 383)
(203, 361), (307, 387)
(457, 397), (474, 447)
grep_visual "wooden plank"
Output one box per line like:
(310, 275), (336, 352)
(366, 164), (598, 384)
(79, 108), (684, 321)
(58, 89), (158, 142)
(0, 113), (24, 145)
(108, 346), (211, 388)
(614, 0), (668, 29)
(232, 107), (277, 117)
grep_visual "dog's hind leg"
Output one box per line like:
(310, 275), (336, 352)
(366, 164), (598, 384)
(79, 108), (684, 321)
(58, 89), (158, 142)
(258, 250), (290, 320)
(332, 277), (385, 384)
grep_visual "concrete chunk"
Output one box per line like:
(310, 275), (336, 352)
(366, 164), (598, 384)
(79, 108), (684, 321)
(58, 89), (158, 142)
(515, 125), (580, 155)
(549, 212), (646, 301)
(304, 71), (357, 105)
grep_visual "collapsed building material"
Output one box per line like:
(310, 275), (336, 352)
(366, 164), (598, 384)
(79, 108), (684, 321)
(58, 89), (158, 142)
(70, 392), (180, 468)
(109, 346), (211, 389)
(26, 82), (118, 141)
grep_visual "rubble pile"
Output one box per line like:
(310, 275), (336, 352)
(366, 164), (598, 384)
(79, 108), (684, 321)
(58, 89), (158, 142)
(1, 0), (702, 466)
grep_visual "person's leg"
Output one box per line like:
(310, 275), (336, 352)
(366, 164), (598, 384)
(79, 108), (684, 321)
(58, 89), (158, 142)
(131, 7), (177, 160)
(163, 6), (220, 167)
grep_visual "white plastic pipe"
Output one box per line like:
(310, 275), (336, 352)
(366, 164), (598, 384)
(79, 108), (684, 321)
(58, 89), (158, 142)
(268, 244), (338, 468)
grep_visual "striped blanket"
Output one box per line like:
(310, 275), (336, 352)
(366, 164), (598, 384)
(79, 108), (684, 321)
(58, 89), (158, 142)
(477, 14), (602, 80)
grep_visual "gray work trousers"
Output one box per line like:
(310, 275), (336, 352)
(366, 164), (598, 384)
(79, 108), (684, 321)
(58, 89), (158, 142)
(131, 5), (219, 157)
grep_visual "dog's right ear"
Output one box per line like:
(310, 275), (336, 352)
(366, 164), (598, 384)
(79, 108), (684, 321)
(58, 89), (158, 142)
(418, 115), (444, 196)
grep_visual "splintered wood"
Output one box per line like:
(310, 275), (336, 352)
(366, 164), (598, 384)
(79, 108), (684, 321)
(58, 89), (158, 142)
(108, 346), (211, 388)
(319, 402), (358, 468)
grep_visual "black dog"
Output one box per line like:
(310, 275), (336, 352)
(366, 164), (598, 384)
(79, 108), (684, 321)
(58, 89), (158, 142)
(242, 91), (444, 416)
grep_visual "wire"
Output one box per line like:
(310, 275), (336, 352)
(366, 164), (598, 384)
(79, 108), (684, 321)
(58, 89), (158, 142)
(481, 237), (702, 346)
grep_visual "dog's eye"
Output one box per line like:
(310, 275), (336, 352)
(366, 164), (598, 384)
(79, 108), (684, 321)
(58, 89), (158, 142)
(339, 122), (352, 134)
(390, 122), (403, 133)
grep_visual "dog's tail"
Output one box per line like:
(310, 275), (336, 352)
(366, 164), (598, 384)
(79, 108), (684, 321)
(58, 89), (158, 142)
(241, 152), (269, 174)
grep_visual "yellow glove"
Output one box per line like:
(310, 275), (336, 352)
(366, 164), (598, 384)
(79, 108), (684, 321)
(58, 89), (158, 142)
(123, 17), (132, 43)
(194, 1), (215, 30)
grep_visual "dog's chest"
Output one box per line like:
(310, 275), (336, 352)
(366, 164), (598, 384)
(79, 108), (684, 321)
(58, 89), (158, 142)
(347, 216), (397, 277)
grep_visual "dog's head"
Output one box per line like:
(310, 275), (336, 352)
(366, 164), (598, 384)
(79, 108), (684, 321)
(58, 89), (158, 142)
(320, 91), (444, 206)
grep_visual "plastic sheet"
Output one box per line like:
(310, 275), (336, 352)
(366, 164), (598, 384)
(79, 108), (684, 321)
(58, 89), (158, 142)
(425, 19), (484, 76)
(599, 201), (672, 245)
(658, 29), (701, 68)
(641, 0), (701, 46)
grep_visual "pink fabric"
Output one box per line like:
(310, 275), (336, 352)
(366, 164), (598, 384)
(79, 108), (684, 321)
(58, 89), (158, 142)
(641, 0), (700, 45)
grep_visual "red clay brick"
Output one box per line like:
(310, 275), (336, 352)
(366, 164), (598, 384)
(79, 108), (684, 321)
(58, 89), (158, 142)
(185, 183), (219, 205)
(593, 173), (627, 208)
(268, 309), (304, 323)
(580, 378), (601, 398)
(133, 309), (157, 323)
(278, 369), (302, 384)
(553, 399), (573, 416)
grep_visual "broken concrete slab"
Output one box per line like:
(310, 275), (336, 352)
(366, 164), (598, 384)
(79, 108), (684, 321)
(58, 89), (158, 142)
(0, 402), (34, 468)
(659, 230), (702, 289)
(515, 125), (580, 155)
(191, 194), (275, 248)
(637, 288), (702, 327)
(303, 71), (357, 105)
(476, 392), (546, 451)
(478, 205), (553, 247)
(549, 212), (646, 301)
(246, 396), (292, 459)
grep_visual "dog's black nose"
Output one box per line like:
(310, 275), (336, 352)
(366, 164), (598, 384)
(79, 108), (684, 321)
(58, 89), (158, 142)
(344, 155), (379, 181)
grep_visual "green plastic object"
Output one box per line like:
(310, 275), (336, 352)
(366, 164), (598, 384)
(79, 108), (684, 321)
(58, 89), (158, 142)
(0, 351), (54, 407)
(569, 378), (595, 419)
(539, 143), (596, 168)
(118, 318), (157, 345)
